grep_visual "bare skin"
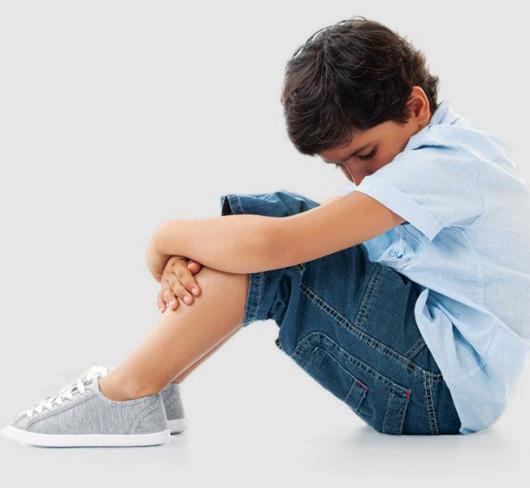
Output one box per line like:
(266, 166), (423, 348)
(97, 87), (433, 400)
(319, 85), (432, 185)
(170, 325), (240, 384)
(99, 267), (249, 400)
(100, 192), (345, 398)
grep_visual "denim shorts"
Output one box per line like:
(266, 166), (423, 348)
(219, 189), (462, 435)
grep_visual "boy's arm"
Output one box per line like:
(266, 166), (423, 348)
(153, 213), (285, 274)
(268, 191), (405, 268)
(150, 194), (340, 277)
(320, 195), (341, 205)
(153, 191), (404, 274)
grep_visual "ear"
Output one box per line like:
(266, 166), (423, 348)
(408, 86), (431, 125)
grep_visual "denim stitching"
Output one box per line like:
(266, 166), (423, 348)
(352, 264), (383, 330)
(382, 390), (394, 433)
(345, 377), (368, 411)
(423, 374), (439, 434)
(301, 344), (319, 370)
(429, 376), (440, 434)
(382, 390), (408, 435)
(243, 271), (264, 325)
(403, 337), (427, 359)
(299, 333), (410, 434)
(396, 394), (408, 435)
(294, 263), (306, 273)
(307, 346), (370, 407)
(298, 281), (444, 382)
(294, 332), (411, 398)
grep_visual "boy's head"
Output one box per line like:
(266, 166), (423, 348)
(281, 16), (438, 185)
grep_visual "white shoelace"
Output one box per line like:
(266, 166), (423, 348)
(20, 365), (110, 419)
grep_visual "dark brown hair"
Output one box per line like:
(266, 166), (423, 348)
(280, 16), (440, 156)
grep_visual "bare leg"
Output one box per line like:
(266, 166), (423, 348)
(170, 325), (240, 383)
(99, 267), (249, 400)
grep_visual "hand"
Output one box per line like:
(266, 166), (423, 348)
(146, 230), (170, 282)
(158, 256), (203, 312)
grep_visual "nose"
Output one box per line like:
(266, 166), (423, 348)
(342, 165), (364, 186)
(350, 171), (365, 186)
(349, 169), (371, 186)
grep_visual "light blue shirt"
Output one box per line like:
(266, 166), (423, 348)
(337, 100), (530, 434)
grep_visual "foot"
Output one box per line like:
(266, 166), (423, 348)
(95, 365), (187, 435)
(1, 365), (170, 447)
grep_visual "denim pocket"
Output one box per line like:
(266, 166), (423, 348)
(290, 332), (411, 435)
(303, 346), (368, 413)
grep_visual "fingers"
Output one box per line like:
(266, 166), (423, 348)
(187, 260), (202, 275)
(170, 268), (199, 304)
(179, 263), (201, 297)
(157, 286), (173, 313)
(157, 259), (202, 313)
(158, 275), (182, 313)
(167, 257), (202, 295)
(163, 285), (180, 311)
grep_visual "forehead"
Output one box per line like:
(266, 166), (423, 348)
(319, 120), (396, 160)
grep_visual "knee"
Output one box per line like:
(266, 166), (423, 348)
(192, 267), (249, 320)
(194, 266), (249, 291)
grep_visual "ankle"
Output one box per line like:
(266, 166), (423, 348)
(99, 371), (158, 401)
(98, 375), (130, 401)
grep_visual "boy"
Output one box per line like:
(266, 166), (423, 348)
(3, 16), (529, 447)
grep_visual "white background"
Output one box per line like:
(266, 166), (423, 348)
(1, 1), (529, 487)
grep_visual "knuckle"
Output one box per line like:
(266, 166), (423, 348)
(176, 288), (188, 300)
(170, 281), (182, 296)
(174, 269), (186, 281)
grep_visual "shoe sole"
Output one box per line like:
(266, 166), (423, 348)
(168, 418), (187, 435)
(1, 425), (170, 447)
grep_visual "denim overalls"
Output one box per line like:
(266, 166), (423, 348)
(219, 189), (461, 435)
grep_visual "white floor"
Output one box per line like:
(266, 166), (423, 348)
(0, 408), (528, 488)
(1, 334), (529, 488)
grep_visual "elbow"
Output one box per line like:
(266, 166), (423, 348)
(259, 219), (297, 271)
(256, 222), (280, 271)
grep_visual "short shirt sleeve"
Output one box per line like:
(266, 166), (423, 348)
(338, 141), (484, 242)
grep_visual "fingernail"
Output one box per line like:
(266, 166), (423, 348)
(169, 300), (176, 308)
(192, 288), (199, 295)
(184, 295), (192, 303)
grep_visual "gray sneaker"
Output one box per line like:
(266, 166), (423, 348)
(160, 382), (187, 435)
(79, 365), (187, 435)
(1, 366), (170, 447)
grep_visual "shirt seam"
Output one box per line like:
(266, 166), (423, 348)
(356, 173), (443, 241)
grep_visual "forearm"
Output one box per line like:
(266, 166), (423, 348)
(320, 195), (341, 205)
(154, 214), (280, 274)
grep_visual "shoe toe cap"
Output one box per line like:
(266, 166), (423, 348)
(12, 412), (31, 430)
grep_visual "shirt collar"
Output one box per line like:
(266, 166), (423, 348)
(429, 99), (460, 126)
(404, 99), (460, 151)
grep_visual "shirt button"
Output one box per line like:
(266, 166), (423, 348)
(389, 250), (403, 258)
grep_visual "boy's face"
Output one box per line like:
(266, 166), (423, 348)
(318, 86), (432, 186)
